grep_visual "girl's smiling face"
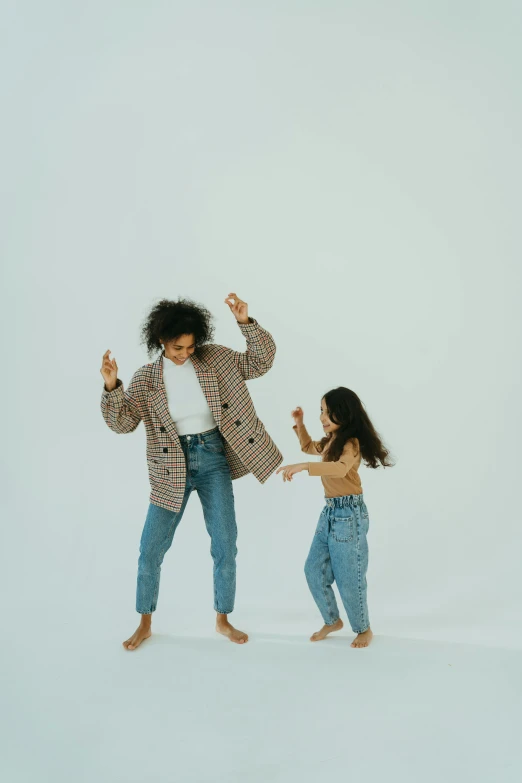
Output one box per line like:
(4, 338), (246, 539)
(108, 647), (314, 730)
(320, 398), (341, 434)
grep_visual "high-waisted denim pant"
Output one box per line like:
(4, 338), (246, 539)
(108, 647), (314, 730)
(305, 494), (370, 633)
(136, 428), (237, 615)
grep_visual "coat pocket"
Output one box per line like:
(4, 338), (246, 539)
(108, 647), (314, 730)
(251, 420), (269, 447)
(146, 456), (170, 481)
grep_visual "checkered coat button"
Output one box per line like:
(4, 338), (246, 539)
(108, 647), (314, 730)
(163, 448), (168, 453)
(235, 420), (241, 426)
(222, 403), (229, 409)
(160, 426), (166, 432)
(248, 438), (254, 443)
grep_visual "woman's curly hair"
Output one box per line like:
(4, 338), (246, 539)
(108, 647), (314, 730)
(140, 298), (215, 358)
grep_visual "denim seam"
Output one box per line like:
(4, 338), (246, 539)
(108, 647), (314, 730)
(321, 552), (338, 623)
(151, 563), (161, 611)
(322, 515), (336, 622)
(354, 516), (368, 633)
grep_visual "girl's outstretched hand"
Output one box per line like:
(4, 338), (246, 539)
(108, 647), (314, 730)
(276, 463), (308, 482)
(101, 349), (118, 392)
(292, 406), (304, 426)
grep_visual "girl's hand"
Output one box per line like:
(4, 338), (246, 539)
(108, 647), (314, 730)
(276, 463), (308, 482)
(291, 406), (304, 426)
(224, 292), (249, 324)
(100, 349), (118, 392)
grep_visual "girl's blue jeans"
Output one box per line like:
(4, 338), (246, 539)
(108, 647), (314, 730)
(305, 494), (370, 634)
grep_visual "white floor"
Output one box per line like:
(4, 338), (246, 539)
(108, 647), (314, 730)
(3, 611), (521, 783)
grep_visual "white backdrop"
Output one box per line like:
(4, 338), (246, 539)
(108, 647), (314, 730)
(2, 0), (521, 650)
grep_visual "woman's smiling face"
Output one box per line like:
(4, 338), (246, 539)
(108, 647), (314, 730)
(161, 333), (196, 365)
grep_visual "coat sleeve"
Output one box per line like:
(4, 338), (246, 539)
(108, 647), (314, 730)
(224, 318), (276, 380)
(293, 424), (324, 456)
(100, 371), (143, 434)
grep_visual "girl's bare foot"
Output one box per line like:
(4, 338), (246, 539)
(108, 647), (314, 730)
(123, 616), (152, 651)
(351, 628), (373, 648)
(216, 614), (249, 644)
(310, 618), (344, 641)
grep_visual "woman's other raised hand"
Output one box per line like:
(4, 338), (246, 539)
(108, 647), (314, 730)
(100, 350), (118, 392)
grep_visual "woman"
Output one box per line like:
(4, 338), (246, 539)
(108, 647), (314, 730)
(100, 293), (282, 649)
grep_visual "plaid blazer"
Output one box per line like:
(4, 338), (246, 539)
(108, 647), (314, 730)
(101, 318), (283, 512)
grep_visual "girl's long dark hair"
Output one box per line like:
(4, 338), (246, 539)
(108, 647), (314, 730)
(319, 387), (394, 468)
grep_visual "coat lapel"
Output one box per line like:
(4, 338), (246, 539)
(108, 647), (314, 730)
(147, 355), (180, 443)
(190, 353), (222, 430)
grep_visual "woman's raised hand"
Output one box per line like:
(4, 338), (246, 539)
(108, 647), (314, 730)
(100, 350), (118, 392)
(292, 406), (304, 426)
(224, 292), (249, 324)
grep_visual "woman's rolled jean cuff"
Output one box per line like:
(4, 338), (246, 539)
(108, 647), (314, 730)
(325, 616), (341, 626)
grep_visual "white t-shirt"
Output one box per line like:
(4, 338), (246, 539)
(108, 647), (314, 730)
(162, 356), (217, 436)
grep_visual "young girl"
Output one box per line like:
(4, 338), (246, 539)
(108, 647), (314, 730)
(276, 388), (393, 648)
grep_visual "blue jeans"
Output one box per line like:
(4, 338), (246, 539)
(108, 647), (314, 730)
(304, 495), (370, 633)
(136, 428), (237, 615)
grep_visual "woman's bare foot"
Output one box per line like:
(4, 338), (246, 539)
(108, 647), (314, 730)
(351, 628), (373, 648)
(216, 613), (248, 644)
(310, 618), (344, 641)
(123, 616), (152, 651)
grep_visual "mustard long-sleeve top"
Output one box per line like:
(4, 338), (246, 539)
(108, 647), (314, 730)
(293, 423), (363, 497)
